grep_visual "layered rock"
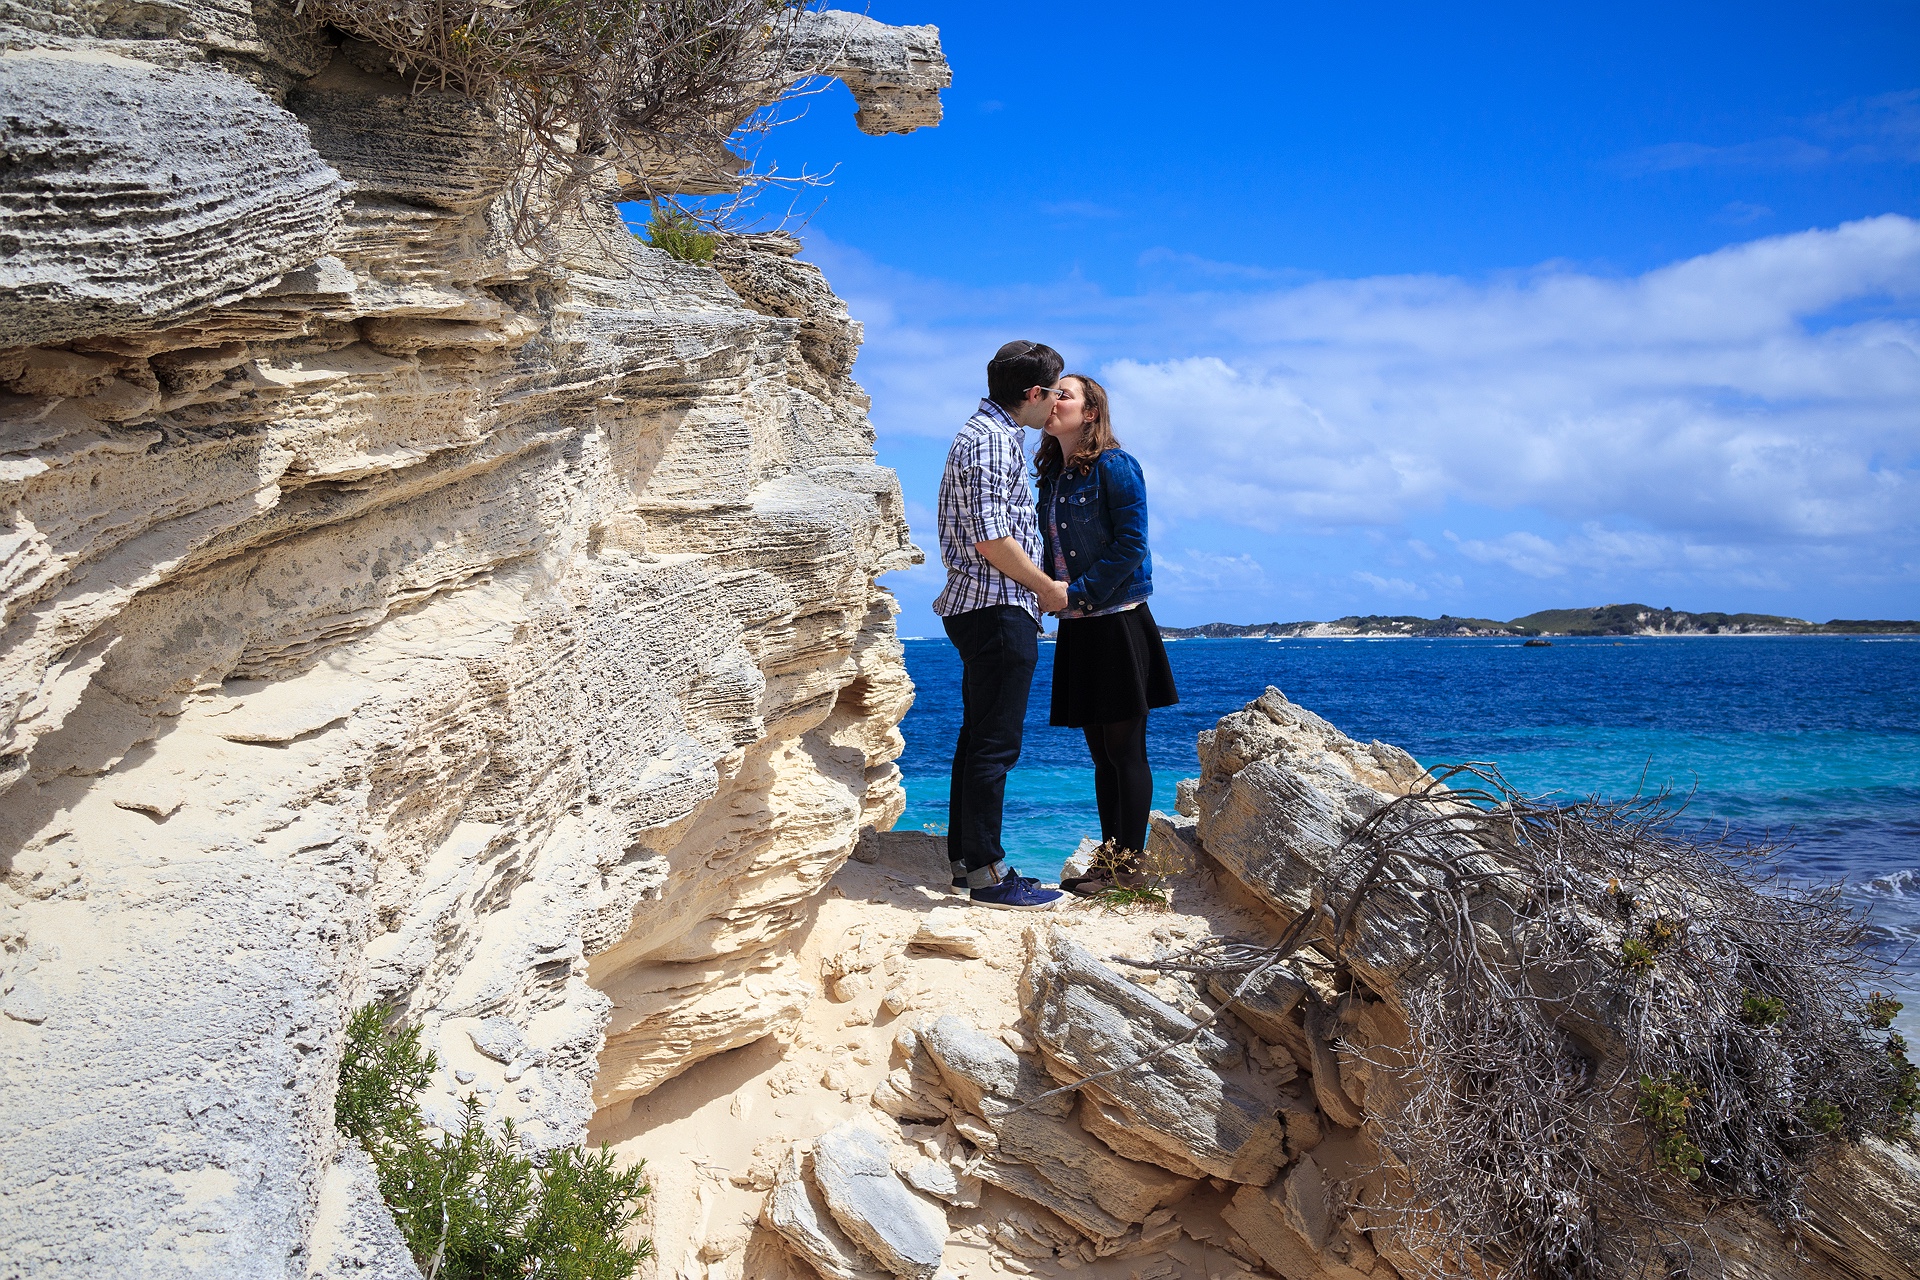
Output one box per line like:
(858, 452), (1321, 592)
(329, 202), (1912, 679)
(0, 4), (943, 1276)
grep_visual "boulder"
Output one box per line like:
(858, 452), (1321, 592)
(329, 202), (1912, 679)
(809, 1122), (948, 1280)
(1022, 925), (1294, 1184)
(916, 1015), (1192, 1240)
(1220, 1154), (1380, 1280)
(762, 1146), (889, 1280)
(1191, 689), (1441, 1002)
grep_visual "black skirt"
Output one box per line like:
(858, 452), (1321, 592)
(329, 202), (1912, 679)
(1050, 602), (1179, 728)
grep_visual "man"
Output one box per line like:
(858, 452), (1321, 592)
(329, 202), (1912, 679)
(933, 340), (1071, 910)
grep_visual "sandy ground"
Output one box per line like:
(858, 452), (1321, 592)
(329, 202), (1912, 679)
(590, 831), (1331, 1280)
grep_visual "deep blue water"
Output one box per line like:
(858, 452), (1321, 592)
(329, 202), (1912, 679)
(895, 634), (1920, 1030)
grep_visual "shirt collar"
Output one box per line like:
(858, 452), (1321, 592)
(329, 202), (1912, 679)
(976, 398), (1022, 433)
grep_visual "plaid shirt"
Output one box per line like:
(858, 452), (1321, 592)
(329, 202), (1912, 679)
(932, 399), (1042, 622)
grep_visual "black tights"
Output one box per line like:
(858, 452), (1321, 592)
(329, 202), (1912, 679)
(1083, 715), (1152, 857)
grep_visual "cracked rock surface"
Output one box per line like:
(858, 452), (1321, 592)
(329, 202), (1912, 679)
(0, 3), (946, 1275)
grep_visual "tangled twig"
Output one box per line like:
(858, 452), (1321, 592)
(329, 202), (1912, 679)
(298, 0), (843, 244)
(1041, 764), (1913, 1279)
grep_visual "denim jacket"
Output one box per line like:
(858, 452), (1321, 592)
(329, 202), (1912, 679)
(1036, 447), (1153, 615)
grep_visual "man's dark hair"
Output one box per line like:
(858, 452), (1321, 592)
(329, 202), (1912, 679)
(986, 340), (1064, 409)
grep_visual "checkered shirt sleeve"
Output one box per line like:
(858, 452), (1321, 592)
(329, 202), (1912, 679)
(932, 401), (1042, 620)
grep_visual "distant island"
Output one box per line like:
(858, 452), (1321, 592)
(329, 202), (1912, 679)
(1159, 603), (1920, 640)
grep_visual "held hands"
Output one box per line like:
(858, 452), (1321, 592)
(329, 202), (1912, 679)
(968, 537), (1071, 615)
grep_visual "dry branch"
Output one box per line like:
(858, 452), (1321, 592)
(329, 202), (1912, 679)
(299, 0), (840, 242)
(1110, 766), (1915, 1279)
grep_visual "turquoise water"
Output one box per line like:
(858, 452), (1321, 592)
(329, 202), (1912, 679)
(895, 634), (1920, 1027)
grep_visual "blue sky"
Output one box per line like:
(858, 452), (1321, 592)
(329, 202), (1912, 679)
(723, 2), (1918, 632)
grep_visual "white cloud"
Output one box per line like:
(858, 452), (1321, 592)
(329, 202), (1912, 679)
(1445, 524), (1788, 587)
(1619, 89), (1920, 173)
(1353, 571), (1427, 599)
(831, 217), (1919, 532)
(810, 216), (1920, 618)
(1154, 549), (1269, 590)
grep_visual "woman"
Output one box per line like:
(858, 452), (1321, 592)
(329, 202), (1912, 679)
(1034, 374), (1179, 895)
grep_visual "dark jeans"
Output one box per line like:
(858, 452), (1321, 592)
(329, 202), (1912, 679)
(941, 604), (1038, 887)
(1083, 715), (1151, 856)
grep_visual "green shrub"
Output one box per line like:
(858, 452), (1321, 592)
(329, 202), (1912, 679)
(1801, 1097), (1844, 1136)
(1635, 1075), (1706, 1181)
(337, 1006), (652, 1279)
(1864, 990), (1903, 1030)
(338, 1005), (437, 1143)
(1888, 1033), (1919, 1142)
(1740, 989), (1788, 1027)
(642, 207), (716, 264)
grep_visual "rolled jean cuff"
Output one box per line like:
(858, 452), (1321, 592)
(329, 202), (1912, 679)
(950, 857), (967, 881)
(965, 860), (1009, 890)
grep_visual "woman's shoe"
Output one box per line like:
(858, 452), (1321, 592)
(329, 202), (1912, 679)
(1062, 847), (1149, 897)
(1059, 872), (1108, 897)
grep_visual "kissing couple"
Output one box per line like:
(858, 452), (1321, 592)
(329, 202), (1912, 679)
(932, 340), (1179, 910)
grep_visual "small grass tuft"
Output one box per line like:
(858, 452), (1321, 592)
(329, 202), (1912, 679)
(642, 207), (717, 264)
(1093, 885), (1170, 911)
(1085, 838), (1186, 914)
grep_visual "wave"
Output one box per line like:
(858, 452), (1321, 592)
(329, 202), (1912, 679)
(1867, 868), (1920, 898)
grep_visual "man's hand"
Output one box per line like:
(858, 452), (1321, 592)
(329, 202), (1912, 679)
(975, 537), (1071, 613)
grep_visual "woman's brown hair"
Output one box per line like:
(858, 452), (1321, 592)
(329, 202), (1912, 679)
(1034, 374), (1119, 479)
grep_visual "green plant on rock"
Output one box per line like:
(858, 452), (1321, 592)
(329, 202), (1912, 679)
(1620, 914), (1681, 976)
(1864, 990), (1903, 1030)
(1645, 914), (1680, 949)
(1740, 989), (1788, 1027)
(1801, 1097), (1845, 1136)
(337, 1005), (652, 1279)
(1887, 1032), (1920, 1142)
(1619, 936), (1658, 975)
(1635, 1074), (1706, 1181)
(642, 206), (717, 264)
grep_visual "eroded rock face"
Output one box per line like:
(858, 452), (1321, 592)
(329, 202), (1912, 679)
(0, 4), (944, 1276)
(0, 48), (348, 349)
(784, 11), (951, 135)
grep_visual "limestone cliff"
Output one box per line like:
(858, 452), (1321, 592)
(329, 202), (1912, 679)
(0, 4), (944, 1276)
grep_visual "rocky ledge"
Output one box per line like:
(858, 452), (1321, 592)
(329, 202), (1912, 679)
(630, 691), (1920, 1280)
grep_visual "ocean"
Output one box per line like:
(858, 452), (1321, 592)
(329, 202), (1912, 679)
(894, 633), (1920, 1034)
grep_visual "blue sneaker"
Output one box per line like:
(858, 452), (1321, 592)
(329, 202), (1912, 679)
(970, 872), (1064, 911)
